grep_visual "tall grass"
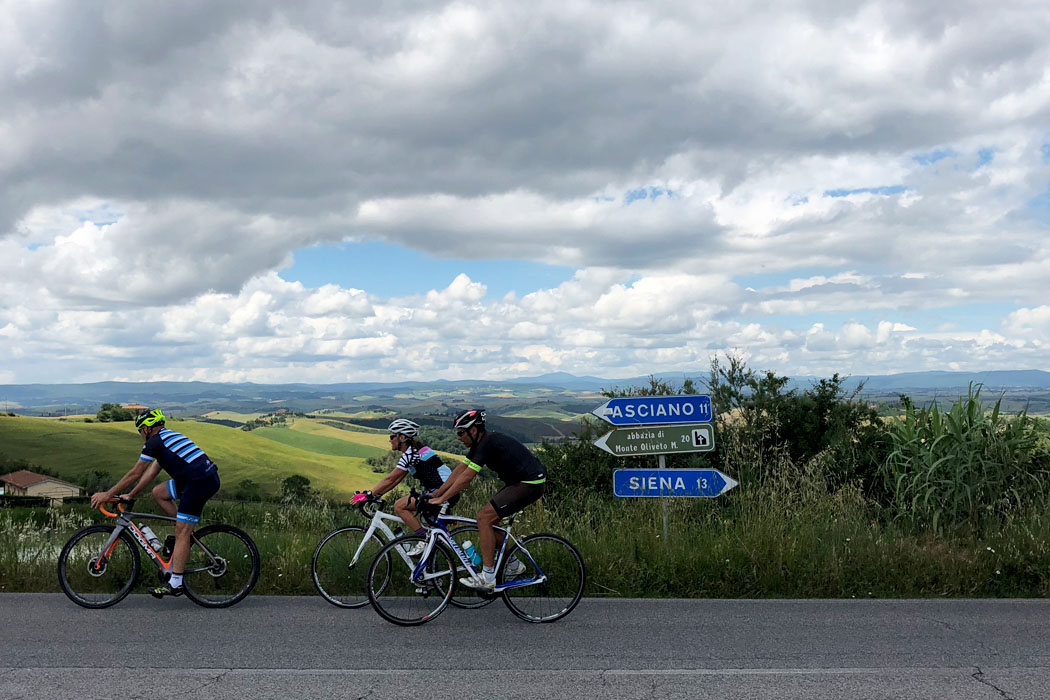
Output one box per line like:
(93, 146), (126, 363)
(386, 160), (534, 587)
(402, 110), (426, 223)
(880, 385), (1050, 532)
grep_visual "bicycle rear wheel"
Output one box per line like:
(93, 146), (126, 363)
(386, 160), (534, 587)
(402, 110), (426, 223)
(447, 526), (496, 609)
(500, 533), (586, 623)
(367, 535), (454, 626)
(57, 524), (141, 609)
(182, 524), (260, 608)
(312, 525), (386, 608)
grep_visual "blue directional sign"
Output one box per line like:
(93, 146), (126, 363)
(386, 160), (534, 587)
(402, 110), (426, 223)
(592, 395), (713, 426)
(613, 468), (739, 498)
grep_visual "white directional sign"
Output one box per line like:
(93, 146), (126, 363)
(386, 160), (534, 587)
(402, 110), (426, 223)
(593, 423), (715, 456)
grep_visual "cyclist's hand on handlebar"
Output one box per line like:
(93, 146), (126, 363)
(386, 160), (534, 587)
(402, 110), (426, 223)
(90, 491), (113, 510)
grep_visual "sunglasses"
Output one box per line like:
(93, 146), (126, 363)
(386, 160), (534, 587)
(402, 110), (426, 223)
(456, 429), (468, 436)
(388, 434), (398, 440)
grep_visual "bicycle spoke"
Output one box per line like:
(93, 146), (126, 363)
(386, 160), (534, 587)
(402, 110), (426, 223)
(182, 524), (260, 608)
(57, 525), (140, 608)
(367, 535), (454, 626)
(500, 533), (586, 623)
(312, 526), (386, 608)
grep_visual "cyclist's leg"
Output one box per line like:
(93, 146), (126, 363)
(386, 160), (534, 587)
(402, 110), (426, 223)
(489, 482), (545, 561)
(394, 495), (422, 532)
(158, 468), (219, 595)
(152, 480), (178, 517)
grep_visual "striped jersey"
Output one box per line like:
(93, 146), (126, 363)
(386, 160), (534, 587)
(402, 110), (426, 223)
(140, 428), (213, 482)
(395, 445), (451, 491)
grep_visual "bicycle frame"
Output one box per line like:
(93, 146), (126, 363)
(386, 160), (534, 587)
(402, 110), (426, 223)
(414, 513), (548, 594)
(350, 507), (415, 570)
(97, 502), (217, 577)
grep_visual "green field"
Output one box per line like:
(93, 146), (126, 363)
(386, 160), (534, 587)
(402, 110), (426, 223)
(253, 425), (387, 459)
(0, 415), (378, 497)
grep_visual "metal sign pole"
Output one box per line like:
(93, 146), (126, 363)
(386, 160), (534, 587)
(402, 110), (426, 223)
(659, 453), (668, 541)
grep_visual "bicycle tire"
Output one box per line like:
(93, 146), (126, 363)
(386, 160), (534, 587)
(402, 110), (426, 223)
(312, 525), (387, 608)
(367, 534), (454, 626)
(447, 525), (497, 609)
(500, 533), (586, 623)
(57, 524), (141, 609)
(182, 524), (260, 608)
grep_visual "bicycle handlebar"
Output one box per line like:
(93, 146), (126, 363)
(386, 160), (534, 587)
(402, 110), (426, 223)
(98, 496), (135, 518)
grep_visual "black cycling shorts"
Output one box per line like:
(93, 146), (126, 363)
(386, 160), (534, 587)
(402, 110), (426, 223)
(167, 462), (220, 524)
(490, 482), (545, 519)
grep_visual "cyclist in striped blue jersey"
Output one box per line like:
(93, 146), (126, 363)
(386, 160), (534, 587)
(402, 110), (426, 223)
(91, 408), (221, 598)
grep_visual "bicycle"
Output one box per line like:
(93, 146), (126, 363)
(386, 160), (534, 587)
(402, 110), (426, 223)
(366, 493), (586, 626)
(312, 492), (494, 610)
(57, 497), (261, 609)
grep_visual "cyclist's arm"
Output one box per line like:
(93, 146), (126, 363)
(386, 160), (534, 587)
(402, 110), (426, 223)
(371, 468), (407, 497)
(90, 458), (152, 509)
(429, 462), (479, 503)
(125, 461), (164, 500)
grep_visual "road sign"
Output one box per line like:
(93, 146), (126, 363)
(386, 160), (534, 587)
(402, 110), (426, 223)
(593, 423), (715, 456)
(591, 395), (712, 426)
(613, 468), (739, 498)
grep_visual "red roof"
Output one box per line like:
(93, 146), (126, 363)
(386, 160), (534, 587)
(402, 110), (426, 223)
(0, 469), (79, 489)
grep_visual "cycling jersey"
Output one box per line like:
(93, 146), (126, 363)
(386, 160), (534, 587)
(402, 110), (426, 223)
(396, 445), (451, 491)
(140, 429), (215, 482)
(464, 432), (546, 485)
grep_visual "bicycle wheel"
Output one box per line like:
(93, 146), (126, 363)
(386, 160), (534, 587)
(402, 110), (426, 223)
(367, 535), (454, 626)
(57, 524), (141, 609)
(182, 524), (260, 608)
(500, 533), (586, 623)
(312, 526), (386, 608)
(447, 526), (496, 609)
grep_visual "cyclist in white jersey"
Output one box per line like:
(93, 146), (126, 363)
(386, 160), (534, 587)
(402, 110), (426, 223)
(355, 419), (454, 556)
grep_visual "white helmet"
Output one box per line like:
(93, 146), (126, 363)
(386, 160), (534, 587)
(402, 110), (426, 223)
(387, 418), (421, 438)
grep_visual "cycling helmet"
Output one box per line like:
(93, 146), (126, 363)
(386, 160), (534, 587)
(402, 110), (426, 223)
(452, 409), (485, 431)
(387, 418), (420, 438)
(135, 408), (165, 429)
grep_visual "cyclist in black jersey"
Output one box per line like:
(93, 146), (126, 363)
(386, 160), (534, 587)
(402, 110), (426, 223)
(426, 409), (546, 590)
(356, 419), (456, 555)
(90, 408), (220, 599)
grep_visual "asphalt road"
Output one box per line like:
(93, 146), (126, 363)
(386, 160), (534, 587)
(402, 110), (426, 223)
(2, 594), (1048, 699)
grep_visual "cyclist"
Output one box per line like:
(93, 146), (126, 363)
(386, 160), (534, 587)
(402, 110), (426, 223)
(425, 409), (546, 591)
(90, 408), (220, 598)
(356, 418), (456, 555)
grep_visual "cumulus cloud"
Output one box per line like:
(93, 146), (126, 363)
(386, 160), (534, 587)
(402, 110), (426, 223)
(2, 1), (1050, 383)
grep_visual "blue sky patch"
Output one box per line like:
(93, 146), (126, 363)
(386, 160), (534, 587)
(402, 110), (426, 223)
(824, 185), (907, 198)
(281, 241), (575, 298)
(625, 186), (673, 204)
(912, 148), (955, 166)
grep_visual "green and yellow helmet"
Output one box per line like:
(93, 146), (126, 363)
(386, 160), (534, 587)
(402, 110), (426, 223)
(134, 408), (166, 429)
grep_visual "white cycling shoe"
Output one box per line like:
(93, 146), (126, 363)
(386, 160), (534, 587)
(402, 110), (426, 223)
(503, 558), (526, 577)
(458, 573), (495, 591)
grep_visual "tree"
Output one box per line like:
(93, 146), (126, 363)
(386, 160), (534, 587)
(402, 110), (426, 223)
(233, 479), (263, 502)
(281, 474), (314, 501)
(96, 403), (135, 423)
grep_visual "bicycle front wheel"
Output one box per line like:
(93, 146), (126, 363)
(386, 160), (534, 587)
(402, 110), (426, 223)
(57, 524), (141, 609)
(367, 535), (454, 626)
(182, 524), (260, 608)
(500, 533), (586, 623)
(312, 525), (386, 608)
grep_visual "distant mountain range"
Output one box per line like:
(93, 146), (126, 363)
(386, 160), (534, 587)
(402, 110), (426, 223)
(3, 369), (1050, 415)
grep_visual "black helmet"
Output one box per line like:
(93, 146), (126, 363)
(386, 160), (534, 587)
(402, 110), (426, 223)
(452, 409), (485, 431)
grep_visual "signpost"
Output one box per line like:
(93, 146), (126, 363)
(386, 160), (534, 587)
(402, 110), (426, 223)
(591, 395), (713, 426)
(593, 423), (714, 457)
(613, 468), (738, 498)
(591, 394), (735, 539)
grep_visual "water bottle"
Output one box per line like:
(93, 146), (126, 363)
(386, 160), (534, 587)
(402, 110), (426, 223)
(463, 540), (482, 567)
(140, 524), (162, 552)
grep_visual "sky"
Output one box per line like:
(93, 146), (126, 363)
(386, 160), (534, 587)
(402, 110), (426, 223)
(2, 0), (1050, 385)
